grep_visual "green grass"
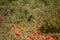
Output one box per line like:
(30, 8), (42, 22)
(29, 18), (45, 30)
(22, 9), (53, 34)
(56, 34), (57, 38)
(0, 0), (60, 40)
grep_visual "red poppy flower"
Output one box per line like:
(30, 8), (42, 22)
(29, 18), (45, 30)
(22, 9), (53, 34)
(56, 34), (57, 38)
(42, 35), (45, 40)
(0, 18), (5, 26)
(16, 28), (21, 32)
(31, 19), (36, 23)
(30, 30), (34, 34)
(25, 36), (30, 40)
(45, 35), (54, 40)
(33, 30), (40, 35)
(36, 25), (39, 28)
(55, 33), (58, 39)
(12, 24), (16, 28)
(15, 32), (20, 36)
(43, 16), (47, 20)
(19, 22), (24, 28)
(5, 25), (9, 29)
(30, 35), (35, 40)
(15, 28), (21, 36)
(53, 11), (58, 16)
(35, 21), (39, 25)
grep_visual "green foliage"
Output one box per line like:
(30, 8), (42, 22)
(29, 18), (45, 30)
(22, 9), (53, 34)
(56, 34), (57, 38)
(39, 19), (60, 33)
(0, 0), (60, 40)
(18, 0), (24, 3)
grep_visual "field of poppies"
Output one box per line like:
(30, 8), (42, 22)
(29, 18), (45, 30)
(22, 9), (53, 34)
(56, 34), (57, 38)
(0, 0), (60, 40)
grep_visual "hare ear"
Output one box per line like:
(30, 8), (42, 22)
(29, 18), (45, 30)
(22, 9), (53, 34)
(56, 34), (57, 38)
(27, 15), (32, 22)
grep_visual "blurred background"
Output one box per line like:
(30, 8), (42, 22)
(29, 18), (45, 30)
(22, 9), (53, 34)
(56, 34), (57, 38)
(0, 0), (60, 40)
